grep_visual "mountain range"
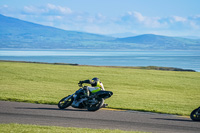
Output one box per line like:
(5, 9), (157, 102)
(1, 14), (200, 50)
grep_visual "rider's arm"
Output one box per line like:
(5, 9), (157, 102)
(79, 79), (94, 85)
(99, 82), (105, 91)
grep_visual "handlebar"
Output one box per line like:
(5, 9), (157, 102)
(78, 82), (83, 87)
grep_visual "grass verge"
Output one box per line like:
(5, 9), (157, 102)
(0, 61), (200, 115)
(0, 123), (148, 133)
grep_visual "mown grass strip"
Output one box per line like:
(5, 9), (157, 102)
(0, 123), (148, 133)
(0, 61), (200, 115)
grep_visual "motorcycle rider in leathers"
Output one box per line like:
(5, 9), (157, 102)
(78, 77), (105, 98)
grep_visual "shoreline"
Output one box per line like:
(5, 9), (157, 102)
(0, 60), (196, 72)
(1, 48), (200, 51)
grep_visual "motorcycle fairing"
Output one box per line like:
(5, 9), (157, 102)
(93, 91), (113, 99)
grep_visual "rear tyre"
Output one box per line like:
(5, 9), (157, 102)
(190, 108), (200, 121)
(87, 98), (104, 111)
(58, 95), (74, 109)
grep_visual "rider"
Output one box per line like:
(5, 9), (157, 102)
(78, 77), (105, 97)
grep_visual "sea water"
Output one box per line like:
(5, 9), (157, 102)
(0, 49), (200, 72)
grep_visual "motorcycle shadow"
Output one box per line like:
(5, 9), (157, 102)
(15, 107), (89, 112)
(59, 108), (89, 112)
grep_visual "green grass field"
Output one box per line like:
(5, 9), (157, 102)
(0, 123), (147, 133)
(0, 61), (200, 115)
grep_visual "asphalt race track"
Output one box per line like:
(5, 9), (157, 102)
(0, 101), (199, 133)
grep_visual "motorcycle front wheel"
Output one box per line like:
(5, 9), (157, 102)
(87, 98), (104, 111)
(58, 95), (74, 109)
(190, 108), (200, 121)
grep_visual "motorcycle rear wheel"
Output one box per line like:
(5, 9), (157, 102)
(87, 98), (104, 111)
(58, 95), (74, 109)
(190, 108), (200, 121)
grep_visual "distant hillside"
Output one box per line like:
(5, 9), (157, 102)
(108, 32), (138, 38)
(0, 14), (114, 49)
(1, 14), (200, 50)
(115, 34), (200, 50)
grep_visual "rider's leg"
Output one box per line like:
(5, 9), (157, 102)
(82, 86), (90, 97)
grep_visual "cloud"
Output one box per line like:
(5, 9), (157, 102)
(189, 15), (200, 29)
(173, 16), (187, 22)
(133, 11), (145, 22)
(22, 3), (72, 15)
(119, 11), (168, 29)
(0, 4), (16, 15)
(0, 4), (200, 36)
(23, 5), (46, 14)
(118, 11), (200, 35)
(46, 3), (72, 15)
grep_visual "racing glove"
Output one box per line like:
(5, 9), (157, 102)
(78, 81), (83, 87)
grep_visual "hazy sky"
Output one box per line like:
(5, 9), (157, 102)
(0, 0), (200, 37)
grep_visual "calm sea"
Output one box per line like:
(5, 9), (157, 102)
(0, 49), (200, 72)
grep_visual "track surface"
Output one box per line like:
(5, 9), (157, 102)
(0, 101), (199, 133)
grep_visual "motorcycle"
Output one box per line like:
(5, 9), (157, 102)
(58, 85), (113, 111)
(190, 106), (200, 121)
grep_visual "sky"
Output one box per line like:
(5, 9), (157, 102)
(0, 0), (200, 37)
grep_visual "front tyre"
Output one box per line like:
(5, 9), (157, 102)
(87, 98), (104, 111)
(58, 95), (74, 109)
(190, 108), (200, 121)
